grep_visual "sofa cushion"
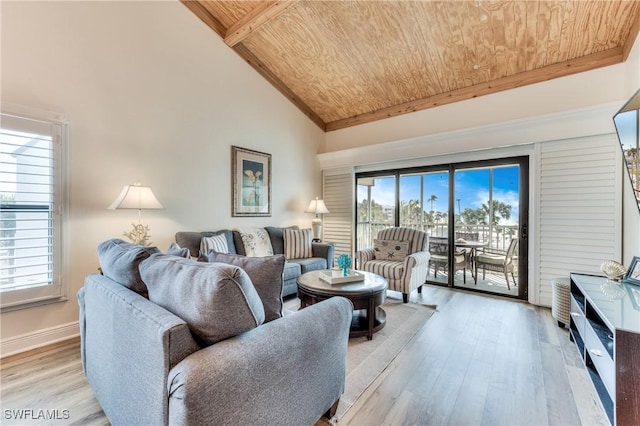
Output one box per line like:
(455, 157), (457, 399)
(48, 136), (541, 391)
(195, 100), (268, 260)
(97, 238), (161, 296)
(265, 225), (299, 255)
(290, 257), (328, 274)
(140, 254), (265, 346)
(284, 228), (313, 259)
(374, 239), (410, 261)
(175, 230), (236, 259)
(283, 261), (302, 281)
(200, 234), (229, 256)
(234, 227), (274, 257)
(207, 252), (285, 322)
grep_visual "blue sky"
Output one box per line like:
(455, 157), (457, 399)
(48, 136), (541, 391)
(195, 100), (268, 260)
(358, 165), (520, 225)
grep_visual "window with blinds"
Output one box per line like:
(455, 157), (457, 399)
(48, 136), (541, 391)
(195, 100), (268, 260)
(0, 111), (66, 311)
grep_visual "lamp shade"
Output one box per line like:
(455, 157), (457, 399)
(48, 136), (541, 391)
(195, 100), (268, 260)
(108, 184), (163, 210)
(305, 197), (329, 215)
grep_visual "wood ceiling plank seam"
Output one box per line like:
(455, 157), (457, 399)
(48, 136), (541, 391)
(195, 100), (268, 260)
(463, 1), (494, 86)
(224, 0), (301, 47)
(570, 2), (594, 60)
(324, 47), (623, 132)
(479, 1), (503, 80)
(428, 1), (460, 94)
(231, 43), (326, 130)
(512, 1), (528, 75)
(543, 1), (566, 67)
(533, 1), (552, 70)
(553, 0), (573, 65)
(410, 4), (447, 97)
(621, 2), (640, 61)
(523, 0), (540, 72)
(180, 0), (227, 38)
(591, 2), (618, 53)
(459, 1), (481, 86)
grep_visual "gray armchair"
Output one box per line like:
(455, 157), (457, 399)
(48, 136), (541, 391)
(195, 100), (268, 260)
(356, 227), (430, 303)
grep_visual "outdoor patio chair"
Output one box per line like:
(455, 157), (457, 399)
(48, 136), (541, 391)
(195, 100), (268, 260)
(474, 238), (518, 289)
(429, 237), (468, 283)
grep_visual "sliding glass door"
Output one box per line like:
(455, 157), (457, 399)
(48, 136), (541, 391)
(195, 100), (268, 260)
(355, 157), (528, 299)
(452, 162), (525, 297)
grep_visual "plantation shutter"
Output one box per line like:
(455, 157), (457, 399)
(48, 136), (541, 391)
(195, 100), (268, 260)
(537, 134), (621, 305)
(322, 170), (354, 264)
(0, 112), (65, 310)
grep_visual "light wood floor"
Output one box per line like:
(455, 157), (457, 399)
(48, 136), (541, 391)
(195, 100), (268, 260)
(1, 286), (608, 426)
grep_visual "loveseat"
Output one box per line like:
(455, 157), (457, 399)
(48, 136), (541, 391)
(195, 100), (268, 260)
(78, 239), (352, 425)
(175, 226), (334, 297)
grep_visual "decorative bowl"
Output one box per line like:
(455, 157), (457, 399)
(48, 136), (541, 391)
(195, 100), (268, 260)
(600, 260), (626, 281)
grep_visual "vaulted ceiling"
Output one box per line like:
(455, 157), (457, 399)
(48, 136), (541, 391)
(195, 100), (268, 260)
(182, 1), (640, 132)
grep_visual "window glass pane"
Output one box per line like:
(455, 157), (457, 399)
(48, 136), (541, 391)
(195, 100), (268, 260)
(1, 124), (55, 294)
(356, 175), (396, 249)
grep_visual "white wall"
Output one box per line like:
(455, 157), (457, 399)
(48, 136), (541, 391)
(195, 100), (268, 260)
(0, 1), (324, 353)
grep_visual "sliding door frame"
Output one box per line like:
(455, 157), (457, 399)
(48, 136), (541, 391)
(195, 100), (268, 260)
(355, 155), (529, 300)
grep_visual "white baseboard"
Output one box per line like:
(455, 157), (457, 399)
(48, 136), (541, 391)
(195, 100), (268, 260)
(1, 322), (79, 358)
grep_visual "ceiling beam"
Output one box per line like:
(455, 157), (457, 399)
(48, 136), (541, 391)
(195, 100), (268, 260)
(233, 44), (326, 131)
(224, 1), (300, 47)
(325, 47), (624, 132)
(180, 1), (226, 38)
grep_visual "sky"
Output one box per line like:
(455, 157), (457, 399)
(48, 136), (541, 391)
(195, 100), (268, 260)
(357, 164), (520, 225)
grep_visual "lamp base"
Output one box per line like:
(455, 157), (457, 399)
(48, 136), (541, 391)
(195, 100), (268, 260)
(123, 222), (153, 246)
(311, 218), (322, 241)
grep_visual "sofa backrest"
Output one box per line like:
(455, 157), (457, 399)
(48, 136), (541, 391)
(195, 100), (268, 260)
(175, 231), (236, 258)
(264, 226), (299, 255)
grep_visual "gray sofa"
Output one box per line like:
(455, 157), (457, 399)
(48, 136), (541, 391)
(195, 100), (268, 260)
(78, 241), (352, 425)
(175, 226), (335, 297)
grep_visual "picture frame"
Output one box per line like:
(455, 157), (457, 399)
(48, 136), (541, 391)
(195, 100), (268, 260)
(231, 146), (271, 217)
(624, 256), (640, 286)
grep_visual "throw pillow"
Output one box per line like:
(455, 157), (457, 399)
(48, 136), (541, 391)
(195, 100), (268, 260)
(140, 254), (265, 346)
(374, 239), (410, 261)
(234, 227), (274, 257)
(207, 252), (285, 323)
(200, 234), (229, 256)
(97, 238), (161, 296)
(284, 228), (313, 259)
(166, 242), (190, 258)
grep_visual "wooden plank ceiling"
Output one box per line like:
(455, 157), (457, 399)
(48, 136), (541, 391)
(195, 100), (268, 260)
(182, 0), (640, 132)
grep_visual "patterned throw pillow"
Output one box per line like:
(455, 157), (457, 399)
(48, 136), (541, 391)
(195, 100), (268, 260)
(374, 239), (410, 261)
(235, 227), (274, 257)
(284, 228), (313, 259)
(200, 234), (229, 256)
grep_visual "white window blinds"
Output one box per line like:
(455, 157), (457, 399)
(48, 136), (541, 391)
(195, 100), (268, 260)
(322, 170), (354, 263)
(1, 112), (66, 310)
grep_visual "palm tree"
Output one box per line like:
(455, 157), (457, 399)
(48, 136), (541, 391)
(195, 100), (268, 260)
(427, 194), (438, 212)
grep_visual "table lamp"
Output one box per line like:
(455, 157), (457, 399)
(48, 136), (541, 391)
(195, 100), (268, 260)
(108, 182), (163, 246)
(305, 197), (329, 242)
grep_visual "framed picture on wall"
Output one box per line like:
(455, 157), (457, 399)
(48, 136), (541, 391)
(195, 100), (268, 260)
(231, 146), (271, 217)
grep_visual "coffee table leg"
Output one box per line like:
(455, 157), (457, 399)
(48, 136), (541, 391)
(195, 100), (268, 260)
(367, 297), (375, 340)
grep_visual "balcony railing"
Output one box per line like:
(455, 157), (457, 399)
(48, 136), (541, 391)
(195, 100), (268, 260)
(356, 221), (518, 252)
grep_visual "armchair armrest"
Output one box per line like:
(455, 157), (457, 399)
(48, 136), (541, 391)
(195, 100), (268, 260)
(356, 248), (376, 268)
(312, 242), (335, 268)
(405, 250), (430, 267)
(168, 297), (353, 426)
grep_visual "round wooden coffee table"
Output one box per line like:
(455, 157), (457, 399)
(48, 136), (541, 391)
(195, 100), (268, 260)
(297, 270), (388, 340)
